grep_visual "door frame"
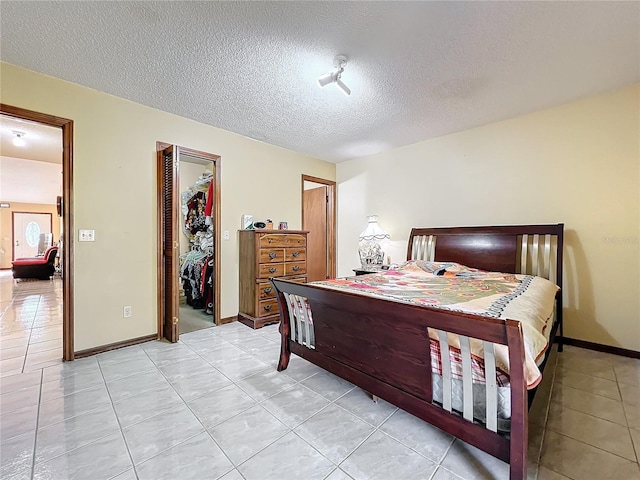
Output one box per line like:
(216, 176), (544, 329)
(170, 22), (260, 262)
(11, 212), (53, 259)
(156, 142), (221, 340)
(1, 103), (75, 361)
(301, 175), (336, 279)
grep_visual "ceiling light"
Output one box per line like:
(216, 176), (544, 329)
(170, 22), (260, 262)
(335, 77), (351, 96)
(318, 73), (335, 87)
(318, 55), (351, 96)
(12, 131), (26, 147)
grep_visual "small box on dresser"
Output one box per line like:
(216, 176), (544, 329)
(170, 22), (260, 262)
(238, 229), (308, 329)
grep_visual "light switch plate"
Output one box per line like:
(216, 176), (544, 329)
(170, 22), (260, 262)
(224, 230), (230, 240)
(79, 229), (95, 241)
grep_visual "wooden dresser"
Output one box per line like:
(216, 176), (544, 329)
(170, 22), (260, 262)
(238, 229), (308, 329)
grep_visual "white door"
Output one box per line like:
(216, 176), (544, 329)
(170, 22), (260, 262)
(13, 212), (52, 259)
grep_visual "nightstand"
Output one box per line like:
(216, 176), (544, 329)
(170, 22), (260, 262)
(352, 266), (385, 276)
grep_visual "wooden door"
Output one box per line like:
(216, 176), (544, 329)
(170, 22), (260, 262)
(158, 146), (180, 342)
(303, 186), (328, 281)
(12, 212), (52, 259)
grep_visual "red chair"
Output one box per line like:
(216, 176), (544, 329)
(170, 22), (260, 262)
(12, 246), (58, 280)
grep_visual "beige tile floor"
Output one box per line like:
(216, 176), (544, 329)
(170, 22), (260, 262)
(0, 270), (639, 479)
(0, 271), (63, 377)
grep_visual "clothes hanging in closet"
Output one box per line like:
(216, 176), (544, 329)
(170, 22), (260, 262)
(180, 170), (215, 314)
(180, 252), (213, 313)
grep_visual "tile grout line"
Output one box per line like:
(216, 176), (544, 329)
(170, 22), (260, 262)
(538, 352), (638, 476)
(20, 294), (41, 374)
(29, 368), (44, 480)
(549, 400), (630, 429)
(29, 386), (122, 468)
(616, 365), (640, 468)
(96, 354), (139, 479)
(130, 346), (237, 479)
(185, 328), (413, 477)
(156, 330), (337, 476)
(545, 422), (639, 465)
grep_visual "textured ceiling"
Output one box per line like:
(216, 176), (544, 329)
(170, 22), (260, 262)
(1, 1), (638, 163)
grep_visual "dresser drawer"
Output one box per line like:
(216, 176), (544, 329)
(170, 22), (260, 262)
(285, 262), (306, 276)
(258, 263), (284, 278)
(259, 234), (307, 248)
(258, 282), (276, 299)
(258, 276), (305, 301)
(259, 248), (284, 263)
(258, 298), (278, 317)
(284, 248), (306, 262)
(287, 276), (307, 284)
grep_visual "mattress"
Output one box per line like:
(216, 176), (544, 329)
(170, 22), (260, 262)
(431, 373), (512, 432)
(430, 306), (557, 433)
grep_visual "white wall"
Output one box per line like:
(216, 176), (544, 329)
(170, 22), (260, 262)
(337, 83), (640, 351)
(0, 156), (62, 204)
(1, 62), (335, 351)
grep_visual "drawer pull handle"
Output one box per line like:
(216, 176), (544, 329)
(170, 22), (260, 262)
(264, 305), (272, 311)
(269, 267), (276, 273)
(269, 252), (277, 259)
(292, 252), (299, 258)
(292, 266), (299, 271)
(264, 287), (272, 294)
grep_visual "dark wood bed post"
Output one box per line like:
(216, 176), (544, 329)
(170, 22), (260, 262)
(506, 320), (528, 480)
(274, 286), (292, 371)
(556, 225), (564, 352)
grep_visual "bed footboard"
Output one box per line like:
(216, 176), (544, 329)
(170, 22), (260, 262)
(271, 278), (529, 480)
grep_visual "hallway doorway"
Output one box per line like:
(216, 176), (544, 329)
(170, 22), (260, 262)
(0, 104), (74, 362)
(302, 175), (336, 281)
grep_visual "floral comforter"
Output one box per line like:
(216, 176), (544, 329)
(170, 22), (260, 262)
(310, 261), (559, 389)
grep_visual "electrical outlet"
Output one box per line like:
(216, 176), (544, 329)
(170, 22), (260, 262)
(223, 230), (230, 240)
(123, 306), (132, 318)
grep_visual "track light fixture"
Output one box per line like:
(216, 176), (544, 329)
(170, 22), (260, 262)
(318, 55), (351, 96)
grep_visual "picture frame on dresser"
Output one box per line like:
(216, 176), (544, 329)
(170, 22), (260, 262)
(237, 229), (308, 329)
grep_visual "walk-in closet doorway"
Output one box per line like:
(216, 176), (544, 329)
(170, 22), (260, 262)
(156, 143), (221, 343)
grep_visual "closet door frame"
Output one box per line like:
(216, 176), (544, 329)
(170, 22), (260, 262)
(156, 142), (221, 341)
(301, 175), (336, 280)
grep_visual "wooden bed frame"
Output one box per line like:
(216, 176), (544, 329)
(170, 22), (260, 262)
(270, 224), (563, 480)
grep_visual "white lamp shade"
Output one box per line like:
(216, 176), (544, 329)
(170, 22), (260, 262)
(358, 215), (389, 267)
(359, 215), (390, 242)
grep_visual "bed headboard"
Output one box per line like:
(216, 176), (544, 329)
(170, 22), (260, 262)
(407, 224), (564, 288)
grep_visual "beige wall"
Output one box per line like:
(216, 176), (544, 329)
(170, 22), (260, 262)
(0, 62), (335, 351)
(0, 202), (61, 269)
(337, 83), (640, 351)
